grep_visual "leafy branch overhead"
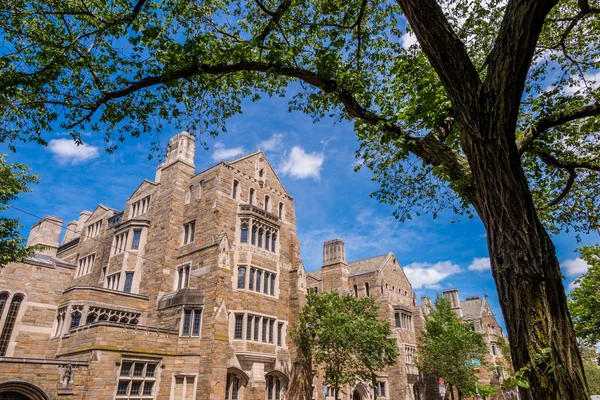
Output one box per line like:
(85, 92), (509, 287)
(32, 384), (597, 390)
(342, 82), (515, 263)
(1, 0), (598, 233)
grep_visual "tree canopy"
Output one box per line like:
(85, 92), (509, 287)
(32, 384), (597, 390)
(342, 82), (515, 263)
(291, 291), (397, 400)
(0, 154), (39, 267)
(568, 245), (600, 346)
(418, 296), (488, 397)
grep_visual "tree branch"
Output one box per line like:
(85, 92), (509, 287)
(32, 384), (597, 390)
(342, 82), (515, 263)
(537, 148), (600, 173)
(517, 102), (600, 155)
(395, 0), (481, 134)
(548, 168), (576, 207)
(256, 0), (292, 43)
(65, 60), (472, 185)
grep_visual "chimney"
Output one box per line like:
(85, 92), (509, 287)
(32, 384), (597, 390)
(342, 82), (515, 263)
(164, 131), (195, 168)
(75, 210), (92, 236)
(26, 216), (63, 257)
(443, 289), (463, 317)
(61, 220), (78, 244)
(321, 239), (349, 293)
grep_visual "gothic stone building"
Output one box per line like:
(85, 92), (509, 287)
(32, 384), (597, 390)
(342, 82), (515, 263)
(0, 132), (425, 400)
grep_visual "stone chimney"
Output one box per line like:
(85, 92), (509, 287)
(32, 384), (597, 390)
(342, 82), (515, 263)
(75, 210), (92, 237)
(443, 288), (463, 317)
(164, 131), (195, 168)
(61, 220), (78, 244)
(26, 216), (63, 257)
(321, 238), (349, 293)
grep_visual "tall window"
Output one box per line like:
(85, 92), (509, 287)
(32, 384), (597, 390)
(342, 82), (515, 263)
(117, 360), (157, 398)
(237, 267), (246, 289)
(256, 270), (262, 293)
(271, 234), (277, 253)
(225, 373), (240, 400)
(249, 268), (255, 290)
(267, 375), (285, 400)
(183, 221), (195, 245)
(131, 196), (151, 218)
(353, 284), (358, 298)
(395, 311), (413, 330)
(240, 223), (249, 244)
(177, 264), (190, 290)
(264, 195), (270, 211)
(270, 275), (275, 296)
(131, 230), (142, 250)
(249, 188), (255, 205)
(258, 228), (263, 247)
(77, 253), (95, 277)
(107, 273), (120, 290)
(375, 382), (386, 397)
(234, 314), (244, 340)
(269, 319), (275, 343)
(277, 323), (283, 346)
(123, 272), (134, 293)
(113, 231), (128, 255)
(251, 226), (257, 245)
(405, 344), (417, 364)
(86, 220), (102, 238)
(0, 294), (23, 356)
(246, 316), (253, 340)
(181, 309), (202, 337)
(364, 282), (370, 297)
(278, 203), (284, 219)
(232, 180), (239, 199)
(265, 232), (271, 251)
(262, 318), (268, 342)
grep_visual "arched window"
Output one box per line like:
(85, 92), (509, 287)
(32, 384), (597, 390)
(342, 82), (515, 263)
(237, 267), (246, 289)
(258, 228), (264, 248)
(70, 311), (81, 330)
(265, 232), (271, 251)
(226, 372), (242, 400)
(232, 180), (239, 199)
(251, 226), (257, 245)
(240, 223), (249, 244)
(278, 203), (284, 219)
(364, 282), (370, 297)
(249, 188), (255, 205)
(353, 284), (358, 298)
(264, 195), (270, 212)
(86, 313), (97, 325)
(266, 375), (286, 400)
(271, 234), (277, 253)
(0, 294), (23, 356)
(0, 292), (8, 320)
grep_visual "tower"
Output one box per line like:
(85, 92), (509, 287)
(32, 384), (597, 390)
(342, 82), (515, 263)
(321, 238), (349, 292)
(164, 131), (195, 167)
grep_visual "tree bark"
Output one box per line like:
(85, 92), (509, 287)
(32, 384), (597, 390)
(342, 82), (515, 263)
(464, 124), (588, 399)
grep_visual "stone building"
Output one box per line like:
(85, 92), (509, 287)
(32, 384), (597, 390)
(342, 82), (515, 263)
(306, 240), (425, 400)
(0, 132), (307, 400)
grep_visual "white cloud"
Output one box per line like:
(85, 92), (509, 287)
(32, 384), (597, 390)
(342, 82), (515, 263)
(401, 31), (418, 50)
(562, 258), (591, 276)
(48, 139), (99, 165)
(212, 142), (245, 161)
(468, 257), (491, 272)
(280, 146), (324, 180)
(258, 133), (284, 152)
(568, 280), (581, 292)
(403, 261), (462, 289)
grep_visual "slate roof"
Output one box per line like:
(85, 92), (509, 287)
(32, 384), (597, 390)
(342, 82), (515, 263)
(307, 253), (390, 281)
(461, 297), (484, 321)
(26, 253), (76, 268)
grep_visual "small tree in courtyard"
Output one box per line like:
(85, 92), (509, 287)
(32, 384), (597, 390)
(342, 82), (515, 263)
(0, 155), (39, 268)
(418, 296), (488, 400)
(568, 245), (600, 346)
(292, 291), (397, 400)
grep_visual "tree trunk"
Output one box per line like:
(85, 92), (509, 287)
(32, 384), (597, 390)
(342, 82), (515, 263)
(450, 386), (455, 400)
(465, 126), (588, 399)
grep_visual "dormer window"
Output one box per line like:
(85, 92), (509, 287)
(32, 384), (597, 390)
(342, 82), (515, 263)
(86, 220), (102, 239)
(131, 196), (151, 218)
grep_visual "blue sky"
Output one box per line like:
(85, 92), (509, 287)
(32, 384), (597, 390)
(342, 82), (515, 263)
(2, 89), (598, 334)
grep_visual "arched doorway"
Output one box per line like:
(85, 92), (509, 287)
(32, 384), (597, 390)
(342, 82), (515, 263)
(352, 383), (369, 400)
(352, 390), (362, 400)
(0, 382), (49, 400)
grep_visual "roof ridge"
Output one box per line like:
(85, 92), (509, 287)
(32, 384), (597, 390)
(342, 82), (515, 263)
(348, 253), (389, 264)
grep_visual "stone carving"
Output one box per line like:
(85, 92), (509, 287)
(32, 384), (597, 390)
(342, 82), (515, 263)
(60, 364), (73, 388)
(85, 306), (140, 325)
(218, 234), (231, 270)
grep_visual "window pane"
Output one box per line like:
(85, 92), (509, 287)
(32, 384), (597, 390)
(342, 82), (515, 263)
(234, 315), (243, 339)
(269, 319), (275, 343)
(258, 229), (263, 247)
(123, 272), (134, 293)
(265, 232), (270, 251)
(256, 271), (261, 292)
(232, 181), (238, 199)
(264, 273), (269, 294)
(117, 381), (129, 395)
(246, 316), (253, 340)
(270, 275), (275, 296)
(146, 364), (156, 377)
(254, 317), (260, 341)
(192, 310), (202, 336)
(182, 309), (192, 336)
(271, 235), (276, 252)
(131, 381), (142, 395)
(120, 362), (132, 376)
(237, 267), (246, 289)
(131, 230), (141, 250)
(232, 377), (239, 400)
(277, 323), (283, 346)
(249, 268), (254, 290)
(133, 363), (144, 376)
(69, 312), (81, 330)
(262, 318), (267, 342)
(395, 313), (401, 328)
(240, 225), (248, 243)
(143, 381), (154, 395)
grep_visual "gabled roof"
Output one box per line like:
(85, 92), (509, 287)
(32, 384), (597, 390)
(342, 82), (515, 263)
(461, 297), (484, 321)
(127, 179), (158, 201)
(227, 150), (291, 197)
(306, 253), (392, 281)
(86, 204), (119, 221)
